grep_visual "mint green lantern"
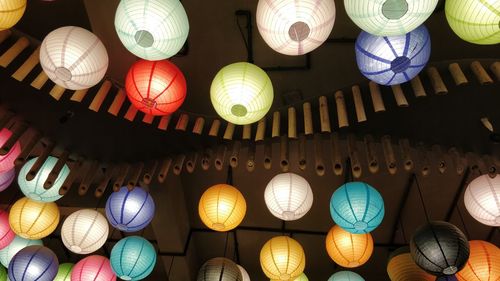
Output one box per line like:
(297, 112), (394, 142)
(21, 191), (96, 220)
(18, 156), (70, 202)
(0, 235), (43, 268)
(0, 265), (6, 281)
(54, 263), (73, 281)
(110, 236), (156, 281)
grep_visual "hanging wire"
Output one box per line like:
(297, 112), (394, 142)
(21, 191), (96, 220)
(399, 219), (408, 244)
(413, 174), (431, 222)
(456, 204), (471, 238)
(166, 256), (175, 281)
(223, 231), (230, 258)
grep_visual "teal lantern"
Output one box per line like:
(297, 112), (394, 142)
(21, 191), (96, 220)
(330, 182), (385, 234)
(18, 156), (70, 202)
(328, 271), (365, 281)
(110, 236), (156, 281)
(54, 263), (73, 281)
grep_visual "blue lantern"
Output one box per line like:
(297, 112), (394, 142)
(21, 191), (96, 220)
(110, 236), (156, 281)
(105, 186), (155, 232)
(0, 235), (43, 268)
(330, 182), (385, 234)
(355, 25), (431, 85)
(8, 245), (58, 281)
(328, 271), (365, 281)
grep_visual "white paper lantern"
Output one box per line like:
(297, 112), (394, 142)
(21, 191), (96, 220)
(256, 0), (336, 55)
(464, 174), (500, 226)
(264, 173), (313, 221)
(40, 26), (109, 90)
(237, 265), (250, 281)
(61, 209), (109, 255)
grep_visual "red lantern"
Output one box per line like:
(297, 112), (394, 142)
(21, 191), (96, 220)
(0, 128), (20, 173)
(125, 59), (187, 116)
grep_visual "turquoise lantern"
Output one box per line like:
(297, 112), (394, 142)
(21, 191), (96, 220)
(110, 236), (156, 281)
(330, 182), (385, 234)
(328, 271), (365, 281)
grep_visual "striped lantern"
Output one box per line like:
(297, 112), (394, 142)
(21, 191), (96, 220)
(105, 186), (155, 232)
(0, 128), (21, 174)
(0, 211), (14, 250)
(464, 174), (500, 226)
(0, 0), (26, 31)
(110, 236), (156, 281)
(197, 258), (242, 281)
(325, 225), (374, 268)
(61, 209), (109, 254)
(0, 168), (15, 192)
(54, 263), (74, 281)
(0, 264), (5, 281)
(71, 256), (116, 281)
(260, 236), (305, 281)
(456, 240), (500, 281)
(8, 197), (60, 240)
(328, 271), (365, 281)
(0, 235), (43, 268)
(387, 247), (434, 281)
(237, 265), (250, 281)
(8, 245), (58, 281)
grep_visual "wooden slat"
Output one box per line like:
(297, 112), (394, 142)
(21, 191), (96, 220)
(303, 102), (313, 135)
(288, 107), (297, 139)
(208, 119), (221, 137)
(158, 115), (171, 131)
(31, 71), (49, 90)
(242, 124), (251, 140)
(319, 96), (331, 132)
(490, 62), (500, 81)
(255, 118), (266, 141)
(11, 47), (40, 81)
(192, 117), (205, 135)
(272, 111), (280, 138)
(0, 30), (12, 45)
(369, 82), (385, 112)
(49, 85), (66, 101)
(427, 67), (448, 95)
(351, 85), (366, 122)
(71, 89), (89, 102)
(175, 114), (189, 131)
(142, 114), (154, 124)
(124, 105), (138, 121)
(391, 85), (409, 107)
(89, 80), (112, 112)
(334, 91), (348, 128)
(410, 75), (427, 97)
(448, 63), (468, 86)
(223, 123), (235, 140)
(107, 89), (126, 115)
(471, 61), (493, 85)
(0, 37), (29, 67)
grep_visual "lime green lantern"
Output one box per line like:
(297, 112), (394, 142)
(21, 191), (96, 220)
(54, 263), (73, 281)
(0, 265), (6, 281)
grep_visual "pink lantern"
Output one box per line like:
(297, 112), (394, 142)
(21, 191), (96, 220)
(0, 210), (14, 250)
(0, 128), (21, 173)
(71, 255), (116, 281)
(0, 168), (15, 192)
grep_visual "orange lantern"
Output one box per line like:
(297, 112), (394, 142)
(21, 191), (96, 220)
(456, 240), (500, 281)
(325, 225), (373, 268)
(387, 247), (435, 281)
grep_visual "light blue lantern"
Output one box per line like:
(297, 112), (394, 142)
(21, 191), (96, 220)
(18, 156), (70, 202)
(8, 245), (58, 281)
(328, 271), (365, 281)
(110, 236), (156, 281)
(330, 181), (385, 234)
(105, 186), (155, 232)
(355, 25), (431, 85)
(0, 235), (43, 268)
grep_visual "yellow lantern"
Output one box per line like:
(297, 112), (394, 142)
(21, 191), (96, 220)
(387, 247), (435, 281)
(260, 236), (305, 280)
(0, 0), (26, 31)
(456, 240), (500, 281)
(325, 225), (373, 268)
(8, 197), (60, 239)
(198, 184), (247, 232)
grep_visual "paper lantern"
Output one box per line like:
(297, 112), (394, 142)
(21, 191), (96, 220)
(237, 265), (250, 281)
(464, 174), (500, 226)
(0, 0), (26, 31)
(110, 236), (156, 281)
(260, 236), (305, 280)
(71, 256), (116, 281)
(410, 221), (470, 276)
(0, 128), (21, 173)
(264, 173), (313, 221)
(8, 245), (58, 281)
(197, 258), (242, 281)
(293, 273), (309, 281)
(18, 156), (70, 203)
(61, 209), (109, 254)
(9, 197), (59, 240)
(355, 25), (431, 86)
(329, 181), (385, 234)
(54, 263), (74, 281)
(328, 271), (365, 281)
(105, 186), (155, 232)
(40, 26), (109, 90)
(0, 235), (42, 268)
(256, 0), (336, 55)
(0, 211), (14, 250)
(325, 225), (373, 268)
(198, 184), (247, 232)
(0, 265), (5, 281)
(114, 0), (189, 60)
(387, 247), (435, 281)
(0, 168), (15, 192)
(344, 0), (438, 36)
(456, 240), (500, 281)
(125, 59), (186, 116)
(445, 0), (500, 44)
(210, 62), (274, 125)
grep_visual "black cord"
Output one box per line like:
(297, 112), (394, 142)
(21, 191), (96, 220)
(236, 17), (249, 53)
(399, 219), (408, 244)
(223, 231), (230, 258)
(167, 256), (175, 281)
(414, 174), (431, 222)
(226, 165), (233, 186)
(456, 205), (471, 238)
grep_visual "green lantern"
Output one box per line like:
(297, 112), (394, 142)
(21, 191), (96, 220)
(0, 265), (6, 281)
(54, 263), (73, 281)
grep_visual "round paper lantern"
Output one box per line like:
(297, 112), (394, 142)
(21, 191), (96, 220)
(105, 186), (155, 232)
(264, 173), (313, 221)
(0, 235), (42, 268)
(329, 181), (385, 234)
(344, 0), (438, 36)
(0, 168), (15, 192)
(328, 271), (365, 281)
(8, 245), (58, 281)
(110, 236), (156, 281)
(18, 156), (70, 203)
(387, 247), (434, 281)
(61, 209), (109, 254)
(114, 0), (189, 60)
(464, 174), (500, 226)
(456, 240), (500, 281)
(325, 225), (373, 268)
(210, 62), (274, 125)
(0, 0), (26, 31)
(260, 236), (305, 280)
(0, 211), (14, 250)
(237, 265), (250, 281)
(445, 0), (500, 44)
(0, 128), (21, 173)
(410, 221), (470, 276)
(256, 0), (336, 56)
(355, 25), (431, 86)
(71, 256), (116, 281)
(293, 273), (309, 281)
(40, 26), (109, 90)
(54, 263), (74, 281)
(198, 184), (247, 232)
(0, 265), (5, 281)
(8, 197), (59, 239)
(125, 59), (186, 116)
(197, 258), (242, 281)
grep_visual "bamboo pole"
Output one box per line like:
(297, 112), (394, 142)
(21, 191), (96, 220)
(369, 82), (386, 112)
(280, 135), (289, 172)
(142, 160), (159, 185)
(15, 128), (41, 165)
(31, 71), (49, 90)
(448, 63), (468, 86)
(347, 134), (362, 178)
(113, 163), (130, 191)
(0, 110), (14, 129)
(223, 123), (235, 140)
(417, 143), (430, 176)
(0, 30), (12, 44)
(335, 91), (349, 128)
(208, 119), (221, 137)
(79, 161), (99, 196)
(215, 146), (227, 171)
(186, 152), (198, 173)
(331, 133), (343, 176)
(272, 111), (280, 138)
(314, 134), (325, 176)
(298, 134), (306, 171)
(352, 85), (367, 122)
(471, 61), (493, 85)
(158, 115), (171, 131)
(173, 154), (186, 175)
(89, 80), (112, 112)
(242, 125), (251, 140)
(48, 85), (66, 101)
(410, 75), (427, 98)
(11, 47), (40, 82)
(229, 141), (241, 168)
(0, 120), (27, 155)
(124, 105), (138, 121)
(59, 159), (83, 195)
(246, 142), (256, 172)
(127, 162), (144, 189)
(303, 102), (313, 135)
(391, 85), (409, 107)
(0, 37), (29, 67)
(364, 135), (379, 174)
(381, 135), (397, 175)
(427, 67), (448, 95)
(399, 138), (414, 171)
(175, 114), (189, 131)
(263, 140), (272, 170)
(255, 118), (266, 142)
(192, 117), (205, 135)
(44, 150), (70, 189)
(142, 114), (154, 124)
(490, 62), (500, 81)
(449, 147), (465, 175)
(288, 107), (297, 139)
(319, 96), (332, 132)
(201, 148), (213, 171)
(482, 155), (497, 177)
(26, 140), (55, 181)
(157, 158), (172, 183)
(432, 144), (446, 174)
(71, 89), (89, 103)
(95, 165), (117, 198)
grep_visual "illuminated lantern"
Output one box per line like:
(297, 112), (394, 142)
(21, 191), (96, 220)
(256, 0), (336, 56)
(0, 0), (26, 31)
(105, 186), (155, 232)
(410, 221), (470, 276)
(0, 211), (14, 250)
(198, 184), (247, 232)
(293, 273), (309, 281)
(110, 236), (156, 281)
(446, 0), (500, 44)
(464, 174), (500, 226)
(0, 168), (14, 192)
(387, 247), (434, 281)
(210, 62), (274, 125)
(9, 197), (59, 239)
(197, 258), (242, 281)
(355, 25), (431, 86)
(344, 0), (438, 36)
(325, 225), (373, 268)
(260, 236), (305, 280)
(18, 156), (70, 202)
(8, 245), (58, 281)
(237, 265), (250, 281)
(61, 209), (109, 254)
(114, 0), (189, 60)
(40, 26), (109, 90)
(0, 128), (21, 173)
(125, 59), (186, 116)
(71, 256), (116, 281)
(456, 240), (500, 281)
(54, 263), (74, 281)
(328, 271), (365, 281)
(329, 181), (385, 234)
(0, 235), (42, 267)
(0, 265), (5, 281)
(264, 173), (313, 221)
